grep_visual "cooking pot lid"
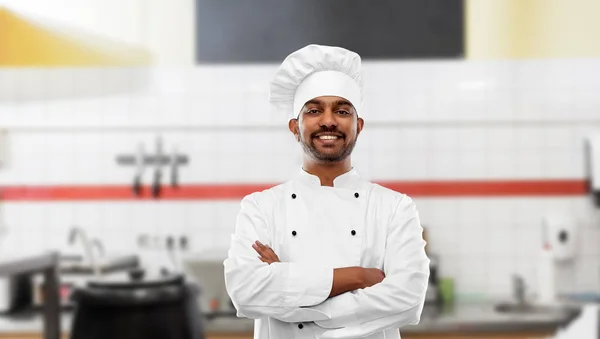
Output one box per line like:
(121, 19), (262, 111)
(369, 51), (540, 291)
(87, 268), (184, 289)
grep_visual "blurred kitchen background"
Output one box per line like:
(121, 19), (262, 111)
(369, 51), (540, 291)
(1, 0), (600, 338)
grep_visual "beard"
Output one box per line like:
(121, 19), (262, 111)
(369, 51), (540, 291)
(300, 128), (358, 163)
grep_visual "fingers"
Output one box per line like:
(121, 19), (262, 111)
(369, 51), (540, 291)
(252, 241), (263, 253)
(253, 241), (271, 256)
(261, 247), (277, 261)
(252, 241), (270, 256)
(253, 240), (280, 263)
(258, 252), (276, 264)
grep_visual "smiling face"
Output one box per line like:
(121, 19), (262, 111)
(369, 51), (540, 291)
(288, 96), (364, 164)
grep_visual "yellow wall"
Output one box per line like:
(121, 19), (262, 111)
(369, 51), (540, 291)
(466, 0), (600, 59)
(4, 1), (600, 64)
(0, 8), (150, 66)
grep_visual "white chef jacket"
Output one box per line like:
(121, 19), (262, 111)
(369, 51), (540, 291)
(223, 168), (430, 339)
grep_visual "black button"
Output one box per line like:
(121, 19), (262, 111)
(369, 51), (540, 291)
(298, 324), (304, 329)
(351, 230), (356, 236)
(354, 192), (359, 198)
(292, 231), (297, 236)
(559, 230), (568, 243)
(291, 193), (296, 199)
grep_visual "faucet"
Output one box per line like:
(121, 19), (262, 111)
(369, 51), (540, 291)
(68, 226), (100, 276)
(90, 238), (105, 258)
(512, 275), (527, 306)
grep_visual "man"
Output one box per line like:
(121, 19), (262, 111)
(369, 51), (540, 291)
(223, 44), (430, 339)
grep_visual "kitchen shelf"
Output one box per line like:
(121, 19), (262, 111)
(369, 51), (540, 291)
(0, 252), (61, 339)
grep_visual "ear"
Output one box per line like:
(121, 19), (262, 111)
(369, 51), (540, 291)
(288, 118), (300, 141)
(356, 117), (364, 136)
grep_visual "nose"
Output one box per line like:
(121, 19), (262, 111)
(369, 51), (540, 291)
(318, 109), (337, 128)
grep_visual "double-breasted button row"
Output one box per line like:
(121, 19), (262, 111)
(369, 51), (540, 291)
(290, 190), (359, 237)
(291, 230), (356, 236)
(291, 192), (360, 199)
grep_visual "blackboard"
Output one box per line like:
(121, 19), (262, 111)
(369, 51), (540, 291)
(195, 0), (464, 64)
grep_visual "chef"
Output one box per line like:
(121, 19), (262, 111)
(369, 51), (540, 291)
(223, 44), (430, 339)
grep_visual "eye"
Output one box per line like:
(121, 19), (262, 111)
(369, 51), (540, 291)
(336, 110), (351, 115)
(307, 109), (320, 114)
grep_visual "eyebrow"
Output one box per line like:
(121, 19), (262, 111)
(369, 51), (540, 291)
(304, 99), (354, 107)
(333, 99), (353, 107)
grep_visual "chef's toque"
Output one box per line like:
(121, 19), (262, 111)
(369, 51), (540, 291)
(269, 44), (364, 120)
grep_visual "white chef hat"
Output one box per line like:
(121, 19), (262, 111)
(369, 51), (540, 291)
(269, 44), (363, 120)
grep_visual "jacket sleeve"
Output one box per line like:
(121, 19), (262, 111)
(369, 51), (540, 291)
(320, 309), (425, 339)
(223, 193), (334, 322)
(309, 195), (430, 335)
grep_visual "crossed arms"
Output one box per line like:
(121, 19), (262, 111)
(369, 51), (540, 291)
(253, 241), (386, 298)
(223, 194), (430, 338)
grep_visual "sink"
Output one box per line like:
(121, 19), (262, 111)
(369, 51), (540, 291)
(495, 302), (574, 315)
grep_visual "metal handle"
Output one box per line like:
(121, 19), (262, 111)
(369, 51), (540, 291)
(132, 143), (145, 197)
(512, 274), (526, 305)
(132, 174), (142, 196)
(171, 147), (179, 188)
(152, 169), (161, 198)
(152, 136), (163, 199)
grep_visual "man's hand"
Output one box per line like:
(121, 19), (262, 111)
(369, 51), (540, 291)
(360, 268), (386, 288)
(252, 240), (280, 264)
(329, 267), (386, 298)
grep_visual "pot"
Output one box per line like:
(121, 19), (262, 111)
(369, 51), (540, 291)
(70, 268), (204, 339)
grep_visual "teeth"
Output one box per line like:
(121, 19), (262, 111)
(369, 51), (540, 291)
(318, 135), (339, 140)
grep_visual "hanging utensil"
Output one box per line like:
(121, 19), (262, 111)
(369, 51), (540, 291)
(132, 143), (145, 197)
(152, 137), (163, 199)
(171, 146), (179, 189)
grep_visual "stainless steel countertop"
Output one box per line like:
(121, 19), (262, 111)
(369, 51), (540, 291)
(200, 302), (581, 334)
(0, 302), (581, 335)
(0, 252), (59, 277)
(0, 313), (71, 334)
(404, 303), (580, 333)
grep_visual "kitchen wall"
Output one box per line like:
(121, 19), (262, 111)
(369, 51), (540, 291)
(1, 59), (600, 301)
(0, 0), (195, 65)
(466, 0), (600, 59)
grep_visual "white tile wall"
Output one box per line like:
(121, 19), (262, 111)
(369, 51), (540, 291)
(1, 59), (600, 300)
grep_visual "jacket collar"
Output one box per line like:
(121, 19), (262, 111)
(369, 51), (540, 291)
(295, 167), (361, 189)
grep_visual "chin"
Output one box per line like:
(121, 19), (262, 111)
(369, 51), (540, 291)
(315, 149), (341, 157)
(316, 152), (346, 161)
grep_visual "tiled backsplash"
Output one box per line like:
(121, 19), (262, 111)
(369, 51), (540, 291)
(1, 59), (600, 299)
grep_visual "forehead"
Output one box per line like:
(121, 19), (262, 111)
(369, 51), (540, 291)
(303, 96), (354, 107)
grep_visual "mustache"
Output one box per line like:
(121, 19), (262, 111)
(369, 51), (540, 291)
(310, 127), (345, 139)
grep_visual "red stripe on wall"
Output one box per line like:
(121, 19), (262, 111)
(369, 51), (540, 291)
(0, 184), (274, 201)
(377, 179), (588, 197)
(0, 179), (588, 201)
